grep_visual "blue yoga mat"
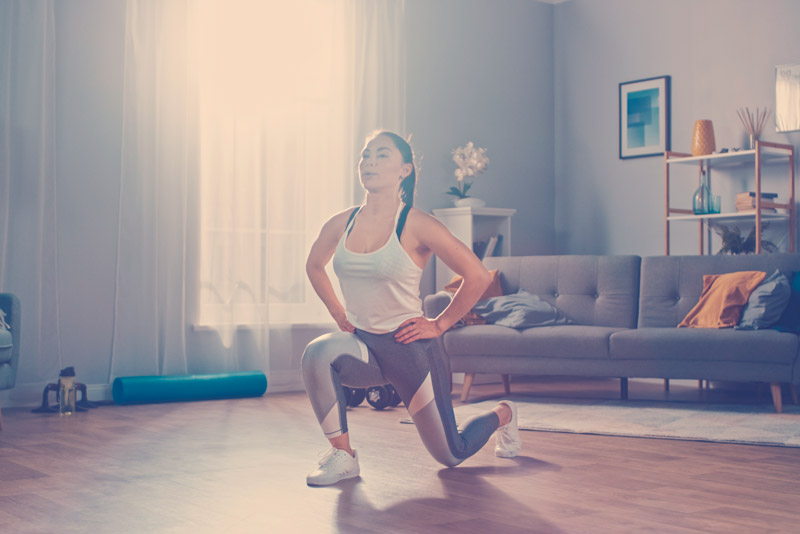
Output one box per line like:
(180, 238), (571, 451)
(112, 371), (268, 405)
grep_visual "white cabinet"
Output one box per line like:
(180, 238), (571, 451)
(432, 207), (515, 289)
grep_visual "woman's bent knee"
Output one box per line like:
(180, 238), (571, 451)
(301, 331), (360, 370)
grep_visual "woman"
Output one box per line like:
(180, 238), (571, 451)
(302, 131), (520, 486)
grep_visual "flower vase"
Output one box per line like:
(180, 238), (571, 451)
(693, 171), (711, 215)
(453, 197), (486, 208)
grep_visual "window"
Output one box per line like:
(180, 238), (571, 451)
(193, 0), (355, 326)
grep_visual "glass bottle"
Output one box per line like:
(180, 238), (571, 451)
(58, 367), (76, 416)
(693, 170), (710, 215)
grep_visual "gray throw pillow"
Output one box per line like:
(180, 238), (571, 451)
(737, 269), (791, 330)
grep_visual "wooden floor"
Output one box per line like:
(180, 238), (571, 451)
(1, 377), (799, 534)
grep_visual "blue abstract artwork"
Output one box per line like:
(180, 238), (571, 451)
(626, 88), (659, 149)
(619, 75), (670, 159)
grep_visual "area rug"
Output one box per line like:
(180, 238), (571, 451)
(401, 396), (800, 447)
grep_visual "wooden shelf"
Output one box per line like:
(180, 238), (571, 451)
(665, 147), (790, 166)
(664, 141), (795, 255)
(666, 211), (790, 222)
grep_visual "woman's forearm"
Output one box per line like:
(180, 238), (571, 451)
(434, 270), (491, 332)
(306, 265), (345, 316)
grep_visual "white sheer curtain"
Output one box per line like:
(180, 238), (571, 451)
(0, 0), (62, 385)
(110, 0), (198, 378)
(111, 0), (406, 379)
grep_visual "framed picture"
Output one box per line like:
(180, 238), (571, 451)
(776, 64), (800, 133)
(619, 75), (671, 159)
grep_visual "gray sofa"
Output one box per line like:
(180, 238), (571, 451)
(423, 254), (800, 413)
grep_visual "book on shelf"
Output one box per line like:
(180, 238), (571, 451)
(473, 234), (503, 260)
(735, 192), (779, 212)
(493, 234), (503, 256)
(483, 235), (498, 260)
(472, 240), (488, 259)
(736, 191), (778, 199)
(736, 207), (778, 213)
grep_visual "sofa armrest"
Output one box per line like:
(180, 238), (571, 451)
(0, 293), (21, 390)
(423, 291), (452, 319)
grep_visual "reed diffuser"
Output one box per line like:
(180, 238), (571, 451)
(736, 107), (771, 149)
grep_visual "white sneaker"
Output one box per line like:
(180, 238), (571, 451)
(306, 448), (360, 486)
(494, 400), (521, 458)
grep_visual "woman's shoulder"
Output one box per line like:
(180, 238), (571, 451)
(320, 206), (361, 237)
(406, 207), (442, 227)
(404, 207), (448, 238)
(328, 205), (361, 225)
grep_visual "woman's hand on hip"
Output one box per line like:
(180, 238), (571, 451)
(331, 309), (355, 333)
(394, 316), (444, 344)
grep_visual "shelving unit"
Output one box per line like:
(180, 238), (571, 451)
(432, 206), (515, 289)
(664, 140), (795, 255)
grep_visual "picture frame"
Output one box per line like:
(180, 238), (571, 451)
(776, 64), (800, 133)
(619, 75), (671, 159)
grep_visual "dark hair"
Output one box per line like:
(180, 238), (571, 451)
(365, 130), (417, 207)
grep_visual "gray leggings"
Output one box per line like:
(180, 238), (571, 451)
(301, 328), (500, 467)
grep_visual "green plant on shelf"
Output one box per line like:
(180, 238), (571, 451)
(712, 223), (778, 254)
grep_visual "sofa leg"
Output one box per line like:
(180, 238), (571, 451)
(664, 379), (669, 392)
(792, 384), (799, 406)
(502, 374), (510, 395)
(620, 378), (628, 400)
(770, 382), (783, 414)
(460, 373), (476, 402)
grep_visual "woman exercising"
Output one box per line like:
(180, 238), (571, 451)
(302, 131), (520, 486)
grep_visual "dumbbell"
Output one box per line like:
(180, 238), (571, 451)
(342, 386), (367, 407)
(366, 384), (403, 410)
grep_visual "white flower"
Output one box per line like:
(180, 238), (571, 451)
(446, 141), (490, 198)
(451, 141), (489, 181)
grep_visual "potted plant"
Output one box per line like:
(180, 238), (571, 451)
(446, 142), (489, 207)
(713, 223), (778, 254)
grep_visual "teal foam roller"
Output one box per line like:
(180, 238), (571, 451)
(112, 371), (268, 405)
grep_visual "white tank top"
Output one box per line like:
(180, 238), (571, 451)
(332, 204), (423, 334)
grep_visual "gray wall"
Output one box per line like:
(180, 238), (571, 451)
(406, 0), (556, 296)
(554, 0), (800, 256)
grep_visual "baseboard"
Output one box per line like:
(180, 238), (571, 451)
(451, 372), (503, 385)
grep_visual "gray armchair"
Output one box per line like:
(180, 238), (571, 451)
(0, 293), (20, 430)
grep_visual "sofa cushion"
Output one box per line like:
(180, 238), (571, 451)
(483, 255), (641, 328)
(0, 328), (12, 364)
(678, 271), (766, 328)
(610, 327), (798, 364)
(443, 324), (626, 359)
(737, 269), (791, 330)
(639, 254), (800, 328)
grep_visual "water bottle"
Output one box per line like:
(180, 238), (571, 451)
(58, 367), (76, 416)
